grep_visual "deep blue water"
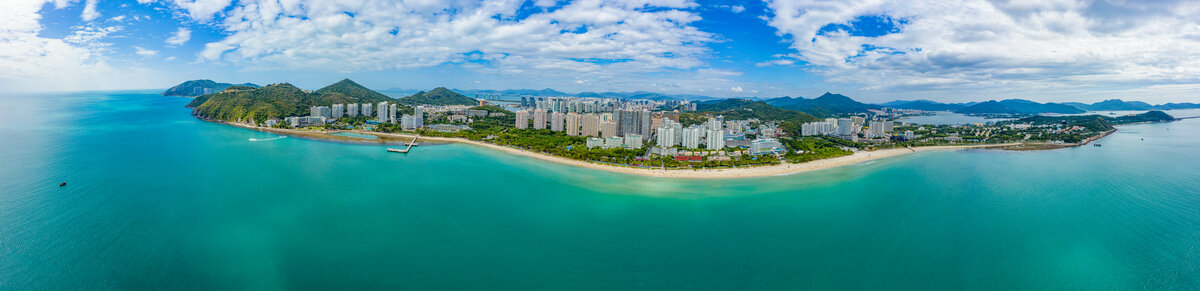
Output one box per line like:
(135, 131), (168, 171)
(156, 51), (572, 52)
(1, 92), (1199, 289)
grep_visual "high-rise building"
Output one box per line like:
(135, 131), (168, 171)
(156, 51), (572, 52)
(564, 112), (580, 136)
(706, 129), (725, 150)
(310, 106), (332, 119)
(707, 116), (723, 132)
(332, 104), (344, 118)
(388, 103), (398, 124)
(837, 118), (855, 135)
(362, 103), (373, 117)
(532, 109), (547, 129)
(581, 114), (600, 137)
(682, 125), (704, 149)
(904, 130), (915, 140)
(655, 118), (683, 147)
(550, 111), (564, 132)
(639, 110), (652, 137)
(515, 110), (530, 129)
(401, 114), (423, 130)
(377, 102), (389, 123)
(347, 103), (359, 117)
(601, 121), (617, 138)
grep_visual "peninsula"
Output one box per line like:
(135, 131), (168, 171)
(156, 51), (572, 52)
(177, 79), (1178, 178)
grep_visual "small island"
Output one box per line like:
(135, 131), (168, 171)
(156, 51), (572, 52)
(175, 78), (1179, 178)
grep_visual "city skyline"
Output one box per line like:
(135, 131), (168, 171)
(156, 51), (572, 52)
(5, 0), (1200, 104)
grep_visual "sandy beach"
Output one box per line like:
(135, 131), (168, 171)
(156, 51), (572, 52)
(223, 121), (1018, 178)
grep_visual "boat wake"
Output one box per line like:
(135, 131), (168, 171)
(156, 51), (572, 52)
(249, 136), (287, 142)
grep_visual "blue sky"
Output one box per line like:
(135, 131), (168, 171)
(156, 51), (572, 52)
(3, 0), (1200, 104)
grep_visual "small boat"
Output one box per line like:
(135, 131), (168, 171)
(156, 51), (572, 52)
(387, 148), (409, 153)
(59, 182), (67, 187)
(1094, 144), (1102, 147)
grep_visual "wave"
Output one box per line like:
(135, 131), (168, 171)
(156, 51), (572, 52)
(249, 136), (287, 142)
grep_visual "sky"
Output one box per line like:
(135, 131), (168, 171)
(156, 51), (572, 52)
(2, 0), (1200, 104)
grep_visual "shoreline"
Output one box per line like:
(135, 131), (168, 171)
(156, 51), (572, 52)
(216, 120), (1025, 179)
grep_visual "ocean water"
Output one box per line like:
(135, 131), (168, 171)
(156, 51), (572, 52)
(2, 92), (1199, 289)
(896, 111), (1012, 125)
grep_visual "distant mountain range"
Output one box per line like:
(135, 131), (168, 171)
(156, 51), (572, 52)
(163, 80), (259, 97)
(883, 98), (1200, 114)
(762, 92), (881, 117)
(880, 100), (975, 111)
(957, 99), (1086, 114)
(1059, 99), (1200, 111)
(423, 88), (721, 101)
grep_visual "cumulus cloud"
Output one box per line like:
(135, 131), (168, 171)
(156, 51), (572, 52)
(165, 27), (191, 45)
(184, 0), (711, 78)
(134, 46), (159, 56)
(81, 0), (100, 21)
(765, 0), (1200, 97)
(0, 0), (157, 92)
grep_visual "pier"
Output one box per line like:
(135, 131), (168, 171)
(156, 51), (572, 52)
(387, 134), (420, 153)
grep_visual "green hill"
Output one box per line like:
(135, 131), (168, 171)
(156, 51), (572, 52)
(314, 78), (391, 101)
(188, 80), (397, 124)
(163, 80), (259, 97)
(398, 87), (477, 106)
(685, 99), (817, 126)
(763, 92), (880, 117)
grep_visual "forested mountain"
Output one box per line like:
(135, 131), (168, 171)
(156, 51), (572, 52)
(398, 87), (478, 106)
(687, 99), (818, 125)
(1059, 99), (1200, 111)
(162, 80), (259, 97)
(880, 100), (970, 111)
(763, 92), (880, 117)
(315, 78), (392, 101)
(956, 99), (1085, 114)
(187, 79), (394, 124)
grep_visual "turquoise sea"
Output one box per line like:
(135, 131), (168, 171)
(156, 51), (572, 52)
(2, 91), (1199, 289)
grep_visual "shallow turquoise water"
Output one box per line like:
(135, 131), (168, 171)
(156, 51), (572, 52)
(2, 92), (1199, 289)
(330, 132), (378, 139)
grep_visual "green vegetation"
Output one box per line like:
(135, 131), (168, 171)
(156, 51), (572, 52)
(781, 137), (853, 163)
(188, 80), (394, 124)
(684, 99), (817, 126)
(162, 79), (259, 97)
(764, 92), (880, 117)
(315, 78), (392, 101)
(398, 87), (477, 106)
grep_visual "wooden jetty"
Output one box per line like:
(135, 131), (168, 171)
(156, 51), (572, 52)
(387, 134), (420, 153)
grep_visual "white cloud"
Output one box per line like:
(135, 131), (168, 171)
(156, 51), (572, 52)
(186, 0), (712, 78)
(765, 0), (1200, 100)
(81, 0), (100, 21)
(755, 59), (794, 67)
(134, 46), (159, 56)
(166, 56), (177, 61)
(0, 0), (161, 92)
(63, 25), (122, 45)
(731, 86), (744, 92)
(730, 5), (745, 13)
(109, 15), (127, 22)
(165, 27), (191, 46)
